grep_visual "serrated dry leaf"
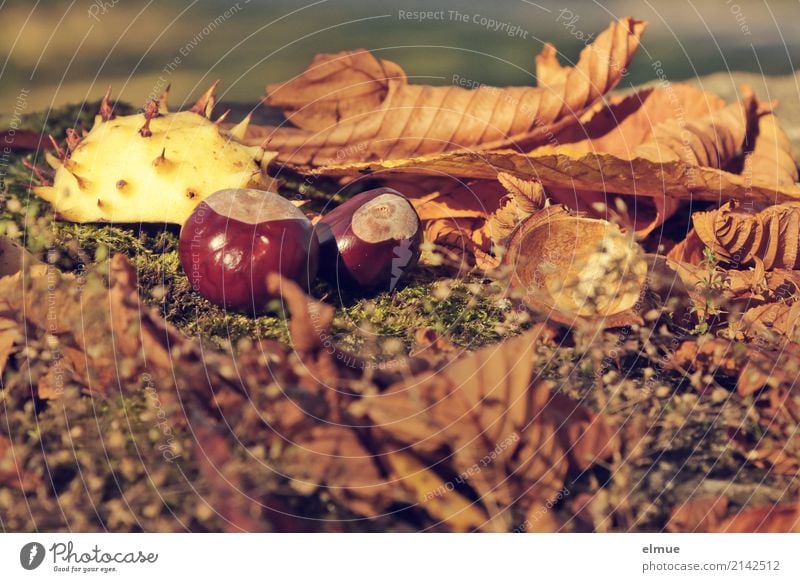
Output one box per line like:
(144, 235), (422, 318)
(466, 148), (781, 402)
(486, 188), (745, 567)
(403, 174), (546, 270)
(254, 18), (646, 166)
(693, 201), (800, 269)
(474, 173), (547, 254)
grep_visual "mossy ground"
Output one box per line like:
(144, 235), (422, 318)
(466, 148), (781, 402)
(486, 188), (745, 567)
(2, 101), (522, 351)
(1, 102), (797, 532)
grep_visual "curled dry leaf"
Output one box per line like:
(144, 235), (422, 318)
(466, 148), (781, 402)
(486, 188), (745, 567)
(666, 229), (706, 265)
(553, 85), (727, 153)
(315, 93), (800, 206)
(666, 254), (800, 324)
(632, 88), (751, 169)
(508, 84), (727, 237)
(255, 18), (646, 166)
(505, 206), (647, 319)
(741, 301), (800, 342)
(743, 103), (799, 187)
(693, 201), (800, 270)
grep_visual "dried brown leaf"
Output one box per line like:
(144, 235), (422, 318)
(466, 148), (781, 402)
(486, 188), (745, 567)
(255, 18), (646, 166)
(386, 449), (489, 532)
(0, 435), (39, 492)
(281, 425), (390, 517)
(743, 103), (799, 187)
(475, 173), (546, 251)
(667, 496), (729, 532)
(266, 272), (334, 354)
(554, 85), (728, 154)
(633, 89), (751, 169)
(358, 326), (615, 530)
(715, 503), (800, 533)
(264, 49), (407, 131)
(693, 201), (800, 269)
(314, 102), (800, 206)
(666, 229), (706, 265)
(669, 337), (800, 396)
(741, 301), (800, 341)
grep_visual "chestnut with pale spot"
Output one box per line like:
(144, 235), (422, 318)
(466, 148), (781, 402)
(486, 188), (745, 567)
(179, 188), (318, 313)
(316, 187), (422, 292)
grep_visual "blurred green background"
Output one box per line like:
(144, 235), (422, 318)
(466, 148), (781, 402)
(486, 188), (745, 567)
(1, 0), (798, 114)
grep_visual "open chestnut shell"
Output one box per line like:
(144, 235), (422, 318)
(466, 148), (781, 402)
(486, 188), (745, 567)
(316, 187), (422, 292)
(179, 188), (318, 313)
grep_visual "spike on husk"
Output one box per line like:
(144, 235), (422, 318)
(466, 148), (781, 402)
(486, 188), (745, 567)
(152, 147), (174, 171)
(100, 85), (114, 121)
(48, 135), (66, 161)
(157, 84), (171, 114)
(214, 109), (231, 126)
(22, 159), (53, 186)
(229, 113), (252, 141)
(32, 83), (278, 224)
(139, 100), (160, 137)
(44, 151), (62, 170)
(65, 128), (81, 152)
(190, 80), (220, 118)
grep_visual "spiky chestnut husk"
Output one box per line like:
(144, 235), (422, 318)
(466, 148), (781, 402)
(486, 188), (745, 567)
(179, 189), (319, 313)
(33, 83), (275, 224)
(316, 187), (421, 292)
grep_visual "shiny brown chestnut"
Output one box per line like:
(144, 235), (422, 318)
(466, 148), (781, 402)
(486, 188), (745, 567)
(316, 187), (421, 292)
(179, 188), (318, 312)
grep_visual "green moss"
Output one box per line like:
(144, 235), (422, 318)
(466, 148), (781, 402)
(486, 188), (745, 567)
(1, 101), (518, 352)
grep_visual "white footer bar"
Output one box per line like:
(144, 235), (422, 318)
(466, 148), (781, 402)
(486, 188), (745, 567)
(1, 533), (798, 581)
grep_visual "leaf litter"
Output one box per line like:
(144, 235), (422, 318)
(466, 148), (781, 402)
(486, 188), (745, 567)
(2, 15), (800, 532)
